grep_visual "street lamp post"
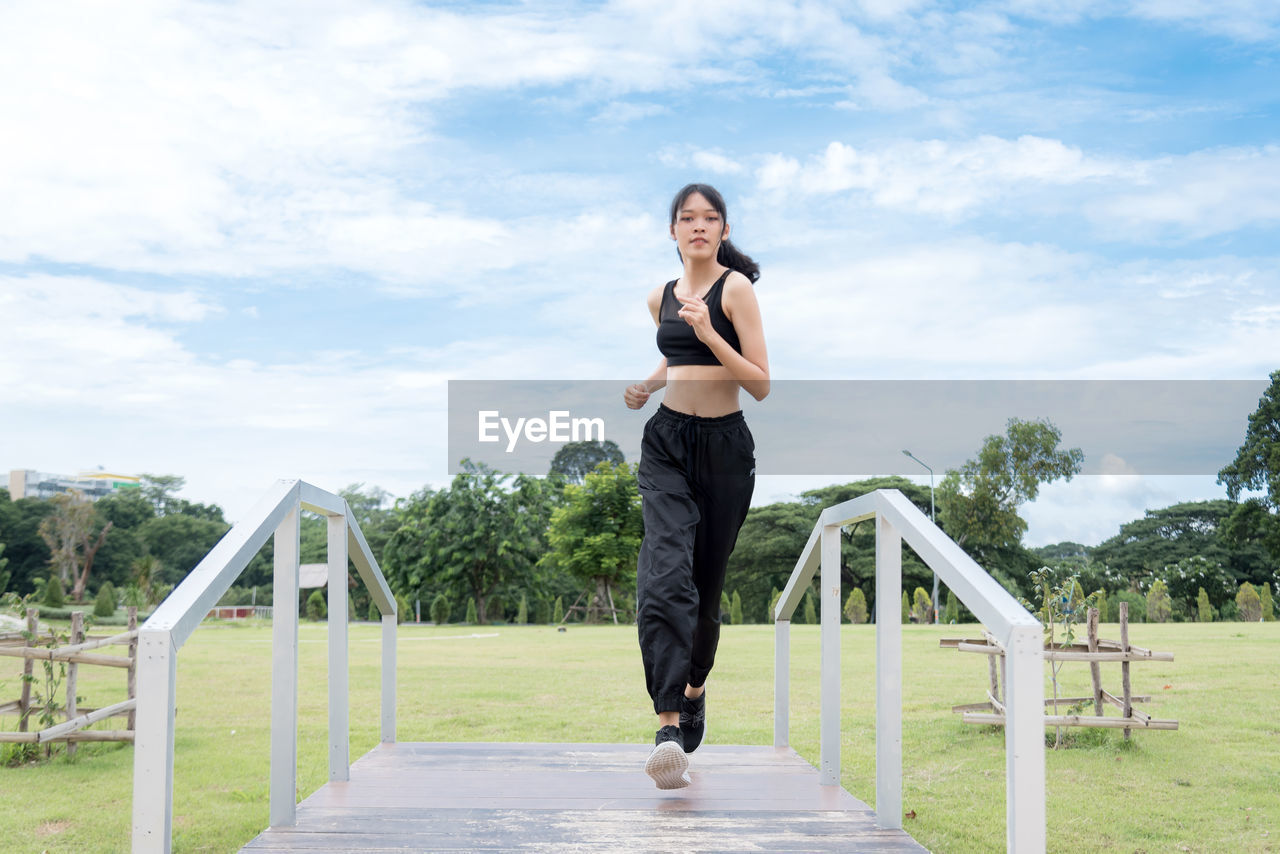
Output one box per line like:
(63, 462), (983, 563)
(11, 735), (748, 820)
(902, 449), (939, 624)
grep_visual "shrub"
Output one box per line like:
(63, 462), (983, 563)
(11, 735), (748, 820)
(516, 593), (528, 625)
(367, 600), (380, 622)
(845, 588), (868, 624)
(306, 590), (327, 621)
(730, 590), (743, 626)
(395, 593), (411, 624)
(901, 591), (910, 624)
(1197, 587), (1213, 623)
(533, 597), (551, 625)
(465, 598), (478, 624)
(552, 596), (564, 624)
(720, 590), (731, 621)
(912, 587), (931, 624)
(1146, 579), (1172, 623)
(1261, 583), (1275, 622)
(43, 576), (66, 608)
(430, 593), (450, 625)
(944, 589), (959, 624)
(1111, 590), (1146, 623)
(488, 596), (504, 622)
(93, 582), (117, 618)
(768, 587), (781, 622)
(802, 590), (817, 625)
(1237, 582), (1262, 622)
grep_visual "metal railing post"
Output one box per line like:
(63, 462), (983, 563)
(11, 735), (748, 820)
(1005, 624), (1046, 852)
(876, 513), (903, 829)
(269, 505), (300, 827)
(327, 512), (349, 781)
(774, 619), (790, 747)
(819, 523), (841, 785)
(381, 613), (397, 743)
(131, 630), (177, 853)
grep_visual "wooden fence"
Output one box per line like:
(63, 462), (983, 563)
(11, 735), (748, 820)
(0, 606), (138, 754)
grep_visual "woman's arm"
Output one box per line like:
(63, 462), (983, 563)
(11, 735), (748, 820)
(624, 286), (671, 409)
(677, 273), (770, 401)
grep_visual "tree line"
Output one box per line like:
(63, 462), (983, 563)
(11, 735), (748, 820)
(6, 372), (1280, 625)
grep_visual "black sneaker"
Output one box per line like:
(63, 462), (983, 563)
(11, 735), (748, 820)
(680, 690), (706, 753)
(644, 725), (690, 789)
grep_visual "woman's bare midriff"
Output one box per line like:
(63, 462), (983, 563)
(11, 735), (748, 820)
(661, 366), (742, 417)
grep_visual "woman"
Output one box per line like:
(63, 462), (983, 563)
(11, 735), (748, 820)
(623, 183), (770, 789)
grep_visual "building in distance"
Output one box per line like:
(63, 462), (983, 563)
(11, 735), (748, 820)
(7, 469), (141, 501)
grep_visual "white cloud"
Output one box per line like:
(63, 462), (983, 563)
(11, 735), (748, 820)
(756, 135), (1121, 215)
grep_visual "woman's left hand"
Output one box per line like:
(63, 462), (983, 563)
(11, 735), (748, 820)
(676, 294), (715, 343)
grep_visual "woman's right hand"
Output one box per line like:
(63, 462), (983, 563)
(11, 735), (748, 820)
(624, 383), (650, 410)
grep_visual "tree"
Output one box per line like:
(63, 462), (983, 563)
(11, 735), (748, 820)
(131, 554), (163, 605)
(802, 590), (817, 625)
(912, 587), (931, 623)
(845, 588), (868, 624)
(1236, 582), (1262, 621)
(43, 575), (66, 607)
(430, 593), (450, 625)
(552, 596), (565, 624)
(541, 461), (642, 623)
(37, 491), (114, 602)
(137, 514), (229, 585)
(1261, 583), (1275, 621)
(944, 589), (959, 624)
(768, 587), (781, 623)
(900, 591), (910, 624)
(0, 543), (9, 595)
(94, 582), (117, 618)
(1219, 370), (1280, 563)
(384, 463), (551, 624)
(1146, 579), (1172, 623)
(306, 590), (327, 621)
(1091, 501), (1259, 611)
(938, 418), (1083, 556)
(549, 440), (625, 485)
(1197, 587), (1213, 622)
(730, 590), (743, 626)
(516, 592), (529, 625)
(465, 598), (478, 624)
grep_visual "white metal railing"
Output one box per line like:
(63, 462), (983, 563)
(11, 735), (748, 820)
(773, 489), (1045, 852)
(131, 480), (398, 854)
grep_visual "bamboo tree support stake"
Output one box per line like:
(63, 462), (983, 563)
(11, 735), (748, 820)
(127, 607), (138, 732)
(19, 608), (35, 733)
(1087, 607), (1103, 717)
(1120, 601), (1132, 741)
(66, 612), (84, 758)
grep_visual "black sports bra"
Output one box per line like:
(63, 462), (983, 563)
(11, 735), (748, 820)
(656, 269), (743, 366)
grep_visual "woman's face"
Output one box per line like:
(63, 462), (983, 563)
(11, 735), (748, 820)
(670, 192), (728, 261)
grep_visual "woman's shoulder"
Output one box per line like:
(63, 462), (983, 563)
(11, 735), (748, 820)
(722, 270), (756, 301)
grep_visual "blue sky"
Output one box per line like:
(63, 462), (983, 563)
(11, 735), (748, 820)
(3, 0), (1279, 546)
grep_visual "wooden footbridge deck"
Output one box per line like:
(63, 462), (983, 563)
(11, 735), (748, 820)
(240, 742), (929, 852)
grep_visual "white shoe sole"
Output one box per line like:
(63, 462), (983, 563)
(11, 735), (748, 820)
(645, 740), (691, 790)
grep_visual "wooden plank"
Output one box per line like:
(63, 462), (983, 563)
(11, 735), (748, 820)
(0, 646), (132, 668)
(19, 609), (35, 733)
(1120, 602), (1132, 740)
(961, 712), (1178, 730)
(1042, 649), (1173, 662)
(239, 743), (929, 852)
(66, 612), (83, 758)
(37, 698), (136, 742)
(127, 607), (138, 731)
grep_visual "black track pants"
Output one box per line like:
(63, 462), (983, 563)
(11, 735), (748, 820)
(636, 403), (755, 715)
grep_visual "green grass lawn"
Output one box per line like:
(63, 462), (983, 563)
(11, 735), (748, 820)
(2, 620), (1277, 852)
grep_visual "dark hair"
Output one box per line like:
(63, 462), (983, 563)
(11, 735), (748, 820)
(669, 183), (760, 284)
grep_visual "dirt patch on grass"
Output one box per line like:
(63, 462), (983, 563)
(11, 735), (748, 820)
(34, 819), (72, 838)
